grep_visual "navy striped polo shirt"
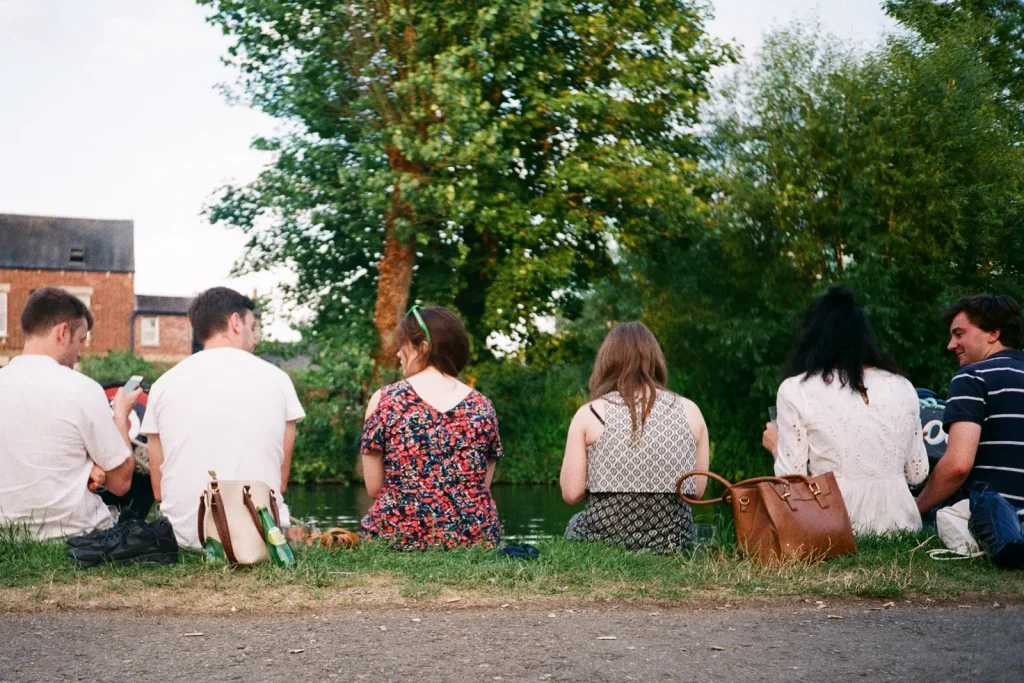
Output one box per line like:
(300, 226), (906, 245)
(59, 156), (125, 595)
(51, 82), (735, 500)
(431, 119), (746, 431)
(943, 350), (1024, 518)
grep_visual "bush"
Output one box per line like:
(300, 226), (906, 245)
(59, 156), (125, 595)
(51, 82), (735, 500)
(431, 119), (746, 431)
(473, 360), (590, 484)
(285, 340), (377, 484)
(79, 351), (171, 386)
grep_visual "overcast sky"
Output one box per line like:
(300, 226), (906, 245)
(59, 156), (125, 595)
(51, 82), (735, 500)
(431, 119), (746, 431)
(0, 1), (895, 338)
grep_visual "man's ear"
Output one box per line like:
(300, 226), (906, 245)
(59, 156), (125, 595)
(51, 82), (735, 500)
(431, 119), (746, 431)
(987, 328), (1003, 345)
(228, 311), (243, 334)
(54, 321), (71, 344)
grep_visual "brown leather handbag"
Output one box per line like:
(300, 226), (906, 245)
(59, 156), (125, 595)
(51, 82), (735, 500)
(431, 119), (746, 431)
(677, 470), (856, 566)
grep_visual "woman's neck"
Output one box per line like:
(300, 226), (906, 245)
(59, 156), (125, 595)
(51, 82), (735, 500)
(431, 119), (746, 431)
(408, 365), (450, 381)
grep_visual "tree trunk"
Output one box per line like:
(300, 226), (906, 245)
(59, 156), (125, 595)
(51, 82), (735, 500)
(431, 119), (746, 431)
(373, 146), (419, 371)
(373, 232), (416, 369)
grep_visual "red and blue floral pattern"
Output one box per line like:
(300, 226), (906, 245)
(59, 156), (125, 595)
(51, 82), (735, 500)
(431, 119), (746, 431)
(360, 380), (503, 550)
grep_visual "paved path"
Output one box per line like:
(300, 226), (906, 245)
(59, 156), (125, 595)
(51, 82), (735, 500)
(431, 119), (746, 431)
(1, 603), (1021, 681)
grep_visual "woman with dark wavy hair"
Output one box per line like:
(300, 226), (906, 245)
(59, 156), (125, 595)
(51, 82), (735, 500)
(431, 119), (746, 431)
(762, 287), (929, 533)
(560, 322), (710, 552)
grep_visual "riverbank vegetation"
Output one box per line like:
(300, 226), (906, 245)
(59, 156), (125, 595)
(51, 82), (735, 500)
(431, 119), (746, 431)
(187, 1), (1024, 485)
(76, 3), (1024, 486)
(2, 529), (1021, 613)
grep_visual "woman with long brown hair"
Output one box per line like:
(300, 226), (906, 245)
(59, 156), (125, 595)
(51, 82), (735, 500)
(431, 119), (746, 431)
(560, 322), (709, 552)
(360, 305), (503, 550)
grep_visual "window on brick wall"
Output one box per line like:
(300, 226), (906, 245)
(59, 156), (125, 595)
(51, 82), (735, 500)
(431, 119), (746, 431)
(141, 316), (159, 347)
(0, 284), (9, 338)
(60, 287), (93, 346)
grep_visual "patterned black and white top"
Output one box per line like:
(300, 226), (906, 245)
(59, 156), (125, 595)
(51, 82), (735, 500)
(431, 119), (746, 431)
(565, 390), (698, 553)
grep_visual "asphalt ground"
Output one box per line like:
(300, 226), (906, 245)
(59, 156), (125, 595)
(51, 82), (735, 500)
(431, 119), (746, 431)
(1, 602), (1021, 682)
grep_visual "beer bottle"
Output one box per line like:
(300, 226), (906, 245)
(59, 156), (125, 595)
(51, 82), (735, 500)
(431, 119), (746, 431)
(256, 505), (296, 567)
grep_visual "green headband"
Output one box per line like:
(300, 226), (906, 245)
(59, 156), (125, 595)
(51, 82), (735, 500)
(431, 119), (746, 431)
(407, 304), (431, 345)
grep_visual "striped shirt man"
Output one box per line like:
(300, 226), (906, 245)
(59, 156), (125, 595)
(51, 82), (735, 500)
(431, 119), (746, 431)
(943, 350), (1024, 518)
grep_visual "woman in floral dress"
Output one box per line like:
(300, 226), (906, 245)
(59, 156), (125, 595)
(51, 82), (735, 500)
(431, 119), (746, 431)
(360, 306), (503, 550)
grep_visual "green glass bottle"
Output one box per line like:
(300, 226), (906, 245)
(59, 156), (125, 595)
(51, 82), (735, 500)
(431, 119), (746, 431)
(256, 505), (296, 567)
(204, 536), (226, 563)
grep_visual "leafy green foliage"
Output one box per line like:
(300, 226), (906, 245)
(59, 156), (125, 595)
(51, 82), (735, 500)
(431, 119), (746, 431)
(198, 0), (732, 350)
(79, 352), (171, 387)
(885, 0), (1024, 116)
(617, 23), (1024, 480)
(285, 340), (379, 483)
(474, 360), (591, 483)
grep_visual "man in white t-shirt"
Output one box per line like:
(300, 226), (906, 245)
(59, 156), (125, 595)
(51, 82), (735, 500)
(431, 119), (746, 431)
(140, 287), (305, 550)
(0, 287), (138, 539)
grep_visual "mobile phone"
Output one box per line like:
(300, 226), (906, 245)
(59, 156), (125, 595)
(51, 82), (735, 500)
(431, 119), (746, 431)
(123, 375), (144, 392)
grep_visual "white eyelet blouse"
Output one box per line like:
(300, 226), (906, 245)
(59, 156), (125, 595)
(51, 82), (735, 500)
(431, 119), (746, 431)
(774, 368), (929, 534)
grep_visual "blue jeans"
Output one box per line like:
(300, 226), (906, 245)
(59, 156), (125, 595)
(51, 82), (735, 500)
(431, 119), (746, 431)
(968, 483), (1024, 569)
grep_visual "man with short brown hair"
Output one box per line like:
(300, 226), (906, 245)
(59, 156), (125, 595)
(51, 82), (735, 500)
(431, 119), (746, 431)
(141, 287), (304, 550)
(0, 287), (138, 538)
(917, 294), (1024, 520)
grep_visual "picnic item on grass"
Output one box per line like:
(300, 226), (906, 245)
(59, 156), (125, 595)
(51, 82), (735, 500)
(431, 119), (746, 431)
(199, 471), (282, 566)
(498, 543), (540, 560)
(928, 499), (983, 560)
(677, 470), (856, 566)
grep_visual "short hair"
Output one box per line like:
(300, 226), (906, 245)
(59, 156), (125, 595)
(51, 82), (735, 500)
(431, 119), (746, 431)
(21, 287), (93, 337)
(942, 294), (1022, 349)
(188, 287), (256, 344)
(394, 306), (471, 376)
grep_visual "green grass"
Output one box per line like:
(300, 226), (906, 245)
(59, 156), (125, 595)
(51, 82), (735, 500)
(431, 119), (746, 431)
(1, 526), (1022, 612)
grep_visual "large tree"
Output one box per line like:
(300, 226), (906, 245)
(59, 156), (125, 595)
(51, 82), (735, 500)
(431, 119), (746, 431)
(885, 0), (1024, 119)
(199, 0), (730, 363)
(625, 23), (1024, 479)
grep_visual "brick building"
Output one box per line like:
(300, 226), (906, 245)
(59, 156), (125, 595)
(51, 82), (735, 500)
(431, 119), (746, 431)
(0, 213), (196, 367)
(0, 213), (135, 365)
(131, 295), (194, 363)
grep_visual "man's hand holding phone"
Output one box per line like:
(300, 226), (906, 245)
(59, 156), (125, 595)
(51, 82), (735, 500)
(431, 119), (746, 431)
(112, 375), (144, 428)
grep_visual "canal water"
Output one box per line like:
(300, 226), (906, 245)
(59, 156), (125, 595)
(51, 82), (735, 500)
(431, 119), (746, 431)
(286, 485), (718, 542)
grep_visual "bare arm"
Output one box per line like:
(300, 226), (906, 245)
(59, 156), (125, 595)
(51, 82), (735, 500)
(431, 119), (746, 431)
(83, 386), (138, 496)
(104, 451), (135, 496)
(916, 421), (981, 515)
(110, 387), (142, 448)
(485, 459), (497, 489)
(362, 389), (385, 498)
(362, 453), (384, 499)
(685, 401), (710, 499)
(281, 420), (297, 494)
(560, 404), (595, 505)
(148, 435), (164, 502)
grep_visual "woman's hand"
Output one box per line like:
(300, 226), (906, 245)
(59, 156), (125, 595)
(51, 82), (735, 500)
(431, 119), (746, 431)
(761, 422), (779, 459)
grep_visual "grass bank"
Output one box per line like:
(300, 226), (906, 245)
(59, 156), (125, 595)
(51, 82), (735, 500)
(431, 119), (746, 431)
(2, 532), (1022, 614)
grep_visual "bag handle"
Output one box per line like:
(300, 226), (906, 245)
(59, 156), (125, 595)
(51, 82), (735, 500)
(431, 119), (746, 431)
(269, 490), (281, 528)
(676, 470), (818, 506)
(198, 493), (207, 547)
(928, 548), (985, 561)
(243, 485), (269, 543)
(209, 486), (239, 565)
(676, 470), (735, 505)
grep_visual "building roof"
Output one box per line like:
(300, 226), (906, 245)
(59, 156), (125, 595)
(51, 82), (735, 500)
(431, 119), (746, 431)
(135, 295), (192, 315)
(0, 213), (135, 272)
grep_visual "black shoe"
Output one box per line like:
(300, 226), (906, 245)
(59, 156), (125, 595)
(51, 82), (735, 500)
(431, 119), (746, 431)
(67, 515), (179, 568)
(66, 508), (141, 549)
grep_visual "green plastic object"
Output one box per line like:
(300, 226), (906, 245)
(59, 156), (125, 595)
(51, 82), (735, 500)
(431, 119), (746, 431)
(256, 505), (295, 567)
